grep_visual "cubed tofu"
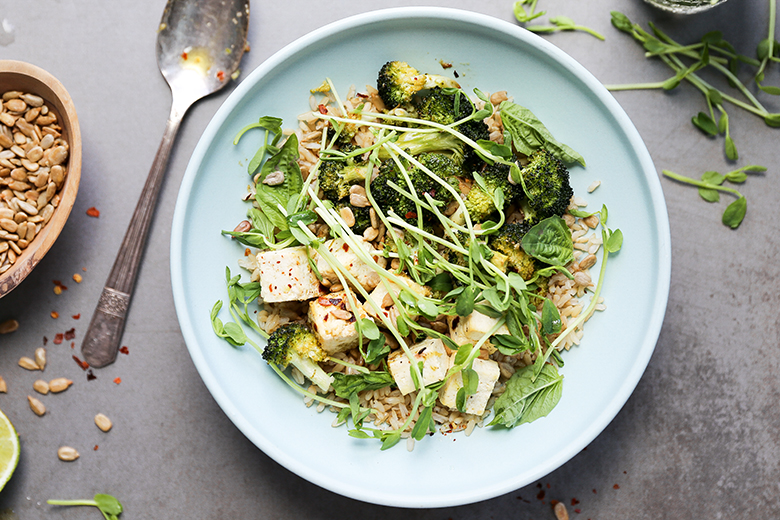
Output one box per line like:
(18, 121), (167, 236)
(439, 356), (500, 416)
(257, 246), (320, 303)
(388, 338), (449, 395)
(363, 275), (430, 320)
(448, 310), (510, 354)
(314, 238), (383, 292)
(307, 291), (370, 355)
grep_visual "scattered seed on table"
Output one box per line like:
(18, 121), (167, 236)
(94, 413), (112, 432)
(553, 501), (570, 520)
(50, 311), (59, 319)
(49, 377), (73, 393)
(27, 395), (45, 416)
(57, 446), (79, 461)
(33, 379), (49, 394)
(72, 273), (82, 283)
(34, 347), (46, 370)
(0, 376), (7, 393)
(18, 356), (39, 371)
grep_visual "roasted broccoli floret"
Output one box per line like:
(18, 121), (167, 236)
(370, 156), (459, 223)
(377, 61), (460, 109)
(489, 221), (537, 280)
(463, 163), (523, 222)
(336, 201), (372, 234)
(417, 87), (491, 169)
(377, 128), (466, 164)
(262, 323), (333, 392)
(517, 150), (573, 225)
(318, 158), (371, 202)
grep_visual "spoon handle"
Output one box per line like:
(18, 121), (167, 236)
(81, 98), (189, 368)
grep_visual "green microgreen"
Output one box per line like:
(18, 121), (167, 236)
(47, 494), (123, 520)
(513, 0), (604, 40)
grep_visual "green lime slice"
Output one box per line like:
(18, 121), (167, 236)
(0, 408), (20, 491)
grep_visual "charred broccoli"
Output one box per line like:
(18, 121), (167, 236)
(336, 201), (372, 234)
(262, 323), (333, 392)
(516, 150), (573, 225)
(489, 221), (537, 280)
(377, 61), (460, 109)
(416, 87), (491, 169)
(318, 158), (371, 202)
(463, 162), (523, 222)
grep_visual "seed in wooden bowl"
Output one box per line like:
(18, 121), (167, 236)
(94, 413), (112, 432)
(57, 446), (79, 461)
(27, 395), (45, 416)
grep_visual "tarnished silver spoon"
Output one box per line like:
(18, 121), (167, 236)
(81, 0), (250, 368)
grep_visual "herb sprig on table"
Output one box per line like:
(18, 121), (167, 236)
(513, 0), (605, 40)
(48, 494), (123, 520)
(606, 9), (780, 161)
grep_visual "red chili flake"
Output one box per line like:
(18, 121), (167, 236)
(50, 311), (59, 319)
(546, 483), (551, 489)
(216, 70), (225, 81)
(181, 51), (188, 60)
(43, 336), (48, 345)
(571, 498), (580, 506)
(53, 333), (64, 345)
(342, 243), (349, 252)
(70, 342), (75, 349)
(317, 104), (328, 114)
(318, 296), (333, 306)
(86, 207), (100, 218)
(64, 328), (76, 340)
(53, 280), (68, 291)
(550, 500), (560, 506)
(93, 445), (99, 451)
(244, 248), (251, 256)
(592, 489), (597, 494)
(613, 484), (620, 490)
(453, 70), (460, 78)
(113, 377), (122, 384)
(72, 314), (81, 320)
(72, 355), (89, 370)
(87, 369), (96, 381)
(405, 211), (418, 219)
(574, 509), (581, 514)
(119, 346), (129, 355)
(536, 490), (545, 500)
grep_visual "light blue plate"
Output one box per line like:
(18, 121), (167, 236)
(171, 7), (671, 508)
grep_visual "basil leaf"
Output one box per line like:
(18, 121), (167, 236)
(541, 298), (562, 335)
(489, 363), (563, 428)
(521, 216), (574, 266)
(253, 135), (303, 231)
(499, 101), (585, 167)
(331, 371), (394, 399)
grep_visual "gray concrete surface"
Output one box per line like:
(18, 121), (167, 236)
(0, 0), (778, 518)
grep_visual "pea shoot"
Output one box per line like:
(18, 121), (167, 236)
(48, 494), (123, 520)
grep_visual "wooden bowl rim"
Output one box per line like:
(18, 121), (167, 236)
(0, 60), (82, 298)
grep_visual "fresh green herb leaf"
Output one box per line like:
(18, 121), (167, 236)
(331, 371), (394, 399)
(489, 363), (563, 428)
(722, 196), (747, 228)
(541, 298), (562, 335)
(48, 494), (124, 520)
(521, 216), (574, 266)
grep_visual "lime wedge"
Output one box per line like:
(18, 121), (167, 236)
(0, 409), (20, 491)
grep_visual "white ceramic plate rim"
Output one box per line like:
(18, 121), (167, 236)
(171, 6), (671, 508)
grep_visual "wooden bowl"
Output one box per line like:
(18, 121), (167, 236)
(0, 60), (81, 297)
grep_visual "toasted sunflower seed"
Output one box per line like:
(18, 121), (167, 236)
(57, 446), (79, 461)
(49, 377), (73, 393)
(94, 413), (113, 432)
(18, 356), (40, 371)
(28, 395), (46, 416)
(33, 379), (50, 395)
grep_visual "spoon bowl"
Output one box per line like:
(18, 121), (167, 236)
(81, 0), (249, 368)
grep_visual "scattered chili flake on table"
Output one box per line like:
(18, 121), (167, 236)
(181, 51), (188, 60)
(64, 328), (75, 340)
(93, 445), (99, 451)
(113, 377), (121, 385)
(72, 313), (80, 320)
(537, 489), (546, 500)
(613, 484), (620, 490)
(87, 369), (96, 381)
(73, 273), (82, 283)
(50, 311), (59, 319)
(53, 333), (64, 345)
(72, 355), (89, 370)
(574, 509), (581, 514)
(571, 498), (580, 506)
(119, 346), (129, 355)
(86, 207), (100, 217)
(216, 70), (225, 81)
(43, 336), (48, 345)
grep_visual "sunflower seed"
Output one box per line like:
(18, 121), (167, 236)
(49, 377), (73, 393)
(0, 318), (18, 334)
(35, 347), (46, 370)
(57, 446), (79, 461)
(33, 379), (50, 395)
(0, 377), (6, 393)
(94, 413), (113, 432)
(28, 395), (46, 416)
(18, 356), (40, 371)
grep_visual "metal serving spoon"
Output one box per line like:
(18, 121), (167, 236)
(81, 0), (250, 368)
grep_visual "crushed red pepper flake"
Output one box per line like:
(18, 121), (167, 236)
(571, 498), (580, 506)
(43, 336), (48, 345)
(64, 328), (76, 340)
(86, 207), (100, 217)
(216, 70), (225, 81)
(93, 445), (99, 451)
(53, 280), (67, 291)
(51, 311), (59, 319)
(72, 355), (89, 370)
(317, 104), (328, 114)
(537, 490), (546, 500)
(113, 377), (122, 384)
(119, 346), (129, 355)
(613, 484), (620, 490)
(87, 369), (96, 381)
(53, 333), (64, 345)
(70, 342), (75, 349)
(72, 313), (80, 320)
(574, 509), (581, 514)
